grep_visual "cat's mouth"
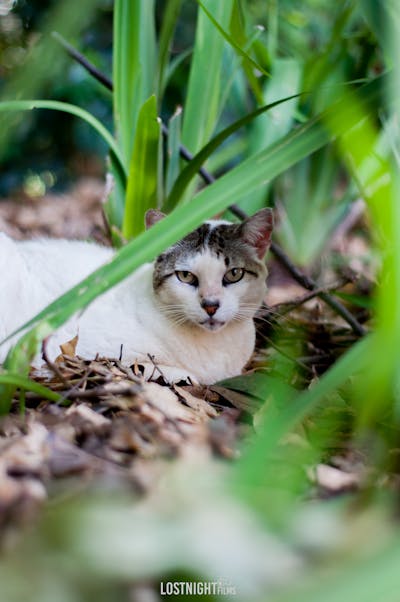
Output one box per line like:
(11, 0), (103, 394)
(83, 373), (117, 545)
(198, 318), (226, 332)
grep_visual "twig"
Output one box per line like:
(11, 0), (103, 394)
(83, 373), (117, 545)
(52, 32), (114, 92)
(41, 337), (70, 387)
(60, 381), (141, 400)
(54, 34), (366, 337)
(42, 342), (105, 404)
(266, 280), (351, 315)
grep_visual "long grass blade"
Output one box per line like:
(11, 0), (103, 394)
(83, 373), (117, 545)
(0, 100), (126, 179)
(165, 106), (183, 195)
(122, 95), (161, 239)
(182, 0), (234, 154)
(0, 374), (60, 414)
(197, 0), (270, 78)
(113, 0), (156, 164)
(156, 0), (182, 101)
(239, 58), (302, 213)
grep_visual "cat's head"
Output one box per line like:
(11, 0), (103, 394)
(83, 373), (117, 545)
(147, 209), (273, 332)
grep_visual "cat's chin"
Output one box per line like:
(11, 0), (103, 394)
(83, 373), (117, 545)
(198, 318), (226, 332)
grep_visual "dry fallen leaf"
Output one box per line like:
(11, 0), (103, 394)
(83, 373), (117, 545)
(59, 335), (79, 358)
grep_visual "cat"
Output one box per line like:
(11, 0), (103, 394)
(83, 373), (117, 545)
(0, 208), (273, 384)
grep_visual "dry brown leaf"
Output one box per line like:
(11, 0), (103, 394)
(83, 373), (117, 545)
(59, 335), (79, 358)
(66, 403), (111, 430)
(173, 385), (218, 419)
(1, 421), (49, 476)
(209, 385), (258, 413)
(142, 382), (202, 423)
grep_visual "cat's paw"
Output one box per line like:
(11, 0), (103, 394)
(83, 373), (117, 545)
(139, 362), (199, 385)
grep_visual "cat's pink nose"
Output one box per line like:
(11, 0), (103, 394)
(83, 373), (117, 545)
(201, 299), (220, 316)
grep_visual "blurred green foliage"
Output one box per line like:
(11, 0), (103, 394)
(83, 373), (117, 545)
(0, 0), (114, 194)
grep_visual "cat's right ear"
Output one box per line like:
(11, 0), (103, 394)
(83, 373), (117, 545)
(145, 209), (166, 230)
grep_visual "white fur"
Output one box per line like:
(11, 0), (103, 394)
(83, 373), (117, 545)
(0, 232), (266, 384)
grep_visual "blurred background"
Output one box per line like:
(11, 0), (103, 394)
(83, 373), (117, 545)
(0, 0), (381, 210)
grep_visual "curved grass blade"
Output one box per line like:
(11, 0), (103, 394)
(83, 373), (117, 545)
(113, 0), (156, 163)
(122, 95), (161, 238)
(163, 93), (302, 211)
(197, 0), (270, 78)
(0, 100), (126, 180)
(0, 373), (61, 414)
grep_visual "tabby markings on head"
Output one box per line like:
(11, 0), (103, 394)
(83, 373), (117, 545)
(153, 221), (263, 291)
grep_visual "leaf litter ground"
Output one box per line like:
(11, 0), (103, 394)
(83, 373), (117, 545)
(0, 180), (373, 536)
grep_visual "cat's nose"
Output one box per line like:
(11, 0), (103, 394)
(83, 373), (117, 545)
(201, 299), (220, 316)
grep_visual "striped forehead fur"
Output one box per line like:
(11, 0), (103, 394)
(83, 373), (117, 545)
(153, 220), (264, 290)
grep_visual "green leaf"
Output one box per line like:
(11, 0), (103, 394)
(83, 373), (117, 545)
(334, 291), (374, 310)
(182, 0), (234, 154)
(325, 85), (397, 423)
(228, 0), (264, 104)
(163, 92), (302, 212)
(113, 0), (156, 163)
(234, 337), (370, 503)
(197, 0), (270, 79)
(218, 371), (296, 402)
(195, 77), (383, 214)
(165, 106), (183, 196)
(156, 0), (183, 101)
(122, 95), (161, 239)
(0, 373), (61, 415)
(206, 136), (247, 173)
(0, 100), (126, 180)
(106, 156), (127, 232)
(359, 0), (390, 56)
(239, 57), (303, 213)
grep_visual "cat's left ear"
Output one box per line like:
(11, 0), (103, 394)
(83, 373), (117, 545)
(240, 208), (274, 259)
(145, 209), (166, 230)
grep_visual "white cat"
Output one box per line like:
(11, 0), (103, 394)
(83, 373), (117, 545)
(0, 209), (273, 384)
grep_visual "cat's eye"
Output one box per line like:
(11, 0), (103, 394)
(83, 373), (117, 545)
(175, 270), (198, 285)
(223, 267), (244, 284)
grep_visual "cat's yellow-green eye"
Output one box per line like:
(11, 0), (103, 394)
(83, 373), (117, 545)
(176, 270), (198, 285)
(223, 267), (244, 284)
